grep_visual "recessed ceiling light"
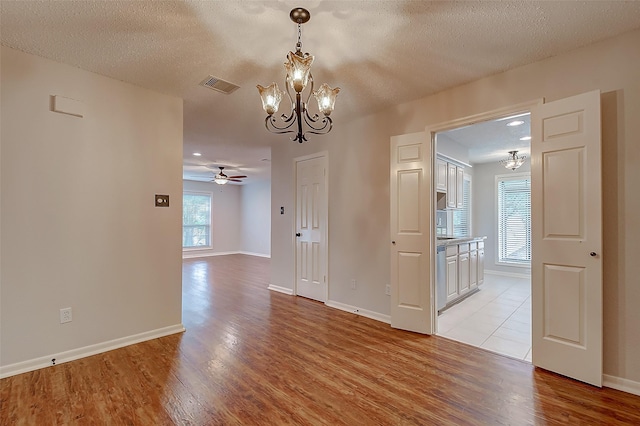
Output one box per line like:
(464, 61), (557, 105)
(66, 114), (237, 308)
(507, 120), (525, 127)
(496, 112), (530, 122)
(193, 152), (202, 156)
(520, 136), (532, 141)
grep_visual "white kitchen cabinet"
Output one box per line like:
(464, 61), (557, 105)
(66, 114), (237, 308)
(444, 161), (464, 209)
(441, 239), (486, 310)
(445, 245), (458, 303)
(456, 166), (464, 209)
(477, 241), (485, 286)
(458, 243), (470, 295)
(470, 243), (478, 290)
(436, 159), (448, 192)
(446, 163), (457, 208)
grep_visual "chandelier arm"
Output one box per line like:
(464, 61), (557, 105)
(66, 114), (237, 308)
(304, 73), (315, 106)
(303, 113), (333, 135)
(265, 114), (297, 134)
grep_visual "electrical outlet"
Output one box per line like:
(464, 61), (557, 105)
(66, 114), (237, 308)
(350, 279), (357, 290)
(60, 307), (72, 324)
(385, 284), (391, 295)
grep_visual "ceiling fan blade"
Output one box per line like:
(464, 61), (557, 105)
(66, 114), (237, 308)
(228, 179), (243, 182)
(227, 175), (247, 179)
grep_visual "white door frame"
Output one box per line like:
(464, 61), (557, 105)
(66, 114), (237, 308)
(426, 100), (542, 330)
(293, 151), (329, 302)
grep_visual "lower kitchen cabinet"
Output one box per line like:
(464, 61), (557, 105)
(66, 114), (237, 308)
(446, 247), (458, 304)
(458, 244), (470, 295)
(477, 241), (485, 286)
(441, 238), (485, 310)
(470, 246), (478, 290)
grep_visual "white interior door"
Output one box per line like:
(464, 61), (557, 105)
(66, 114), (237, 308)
(295, 155), (328, 302)
(531, 90), (602, 386)
(390, 132), (434, 334)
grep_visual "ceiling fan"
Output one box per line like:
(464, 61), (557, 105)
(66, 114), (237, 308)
(211, 167), (247, 185)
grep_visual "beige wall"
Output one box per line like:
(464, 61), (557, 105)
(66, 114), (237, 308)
(271, 29), (640, 382)
(0, 47), (184, 369)
(241, 180), (271, 257)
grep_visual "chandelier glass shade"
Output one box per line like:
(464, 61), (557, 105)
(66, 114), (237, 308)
(257, 7), (340, 143)
(501, 150), (526, 170)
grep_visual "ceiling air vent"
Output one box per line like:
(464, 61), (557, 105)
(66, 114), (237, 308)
(199, 75), (240, 94)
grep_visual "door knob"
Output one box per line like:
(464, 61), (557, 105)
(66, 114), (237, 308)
(296, 233), (301, 237)
(590, 252), (597, 257)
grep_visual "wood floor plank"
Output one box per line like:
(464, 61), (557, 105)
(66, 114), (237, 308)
(2, 254), (640, 424)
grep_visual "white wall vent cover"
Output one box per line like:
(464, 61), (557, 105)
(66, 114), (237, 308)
(199, 76), (240, 94)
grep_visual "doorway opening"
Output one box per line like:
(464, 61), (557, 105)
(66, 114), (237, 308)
(434, 112), (532, 362)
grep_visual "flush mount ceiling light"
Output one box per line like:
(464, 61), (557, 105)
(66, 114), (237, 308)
(506, 120), (525, 127)
(520, 136), (532, 141)
(501, 150), (527, 170)
(257, 7), (340, 143)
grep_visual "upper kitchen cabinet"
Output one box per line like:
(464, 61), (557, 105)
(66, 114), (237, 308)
(436, 158), (448, 192)
(447, 162), (457, 208)
(438, 156), (467, 210)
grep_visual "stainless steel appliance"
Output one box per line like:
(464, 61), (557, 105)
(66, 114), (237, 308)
(436, 244), (446, 312)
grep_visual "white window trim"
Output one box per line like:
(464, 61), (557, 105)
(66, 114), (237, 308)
(183, 190), (213, 251)
(494, 172), (531, 268)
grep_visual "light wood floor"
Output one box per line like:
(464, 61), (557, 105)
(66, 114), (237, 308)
(2, 254), (640, 425)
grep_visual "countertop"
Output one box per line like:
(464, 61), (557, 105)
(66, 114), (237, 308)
(437, 236), (487, 247)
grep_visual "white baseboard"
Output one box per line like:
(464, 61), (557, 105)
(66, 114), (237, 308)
(485, 269), (531, 279)
(268, 284), (294, 295)
(182, 251), (271, 259)
(0, 324), (185, 379)
(182, 250), (239, 259)
(603, 374), (640, 396)
(326, 300), (391, 324)
(238, 251), (271, 258)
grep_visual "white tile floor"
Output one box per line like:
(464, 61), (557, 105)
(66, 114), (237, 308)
(437, 273), (532, 362)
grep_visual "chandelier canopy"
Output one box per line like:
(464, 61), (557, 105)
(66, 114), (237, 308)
(257, 7), (340, 143)
(501, 150), (527, 171)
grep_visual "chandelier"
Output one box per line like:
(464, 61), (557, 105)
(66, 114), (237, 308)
(501, 150), (526, 170)
(257, 7), (340, 143)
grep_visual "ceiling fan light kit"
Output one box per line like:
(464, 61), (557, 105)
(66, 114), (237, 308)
(212, 167), (247, 185)
(257, 7), (340, 143)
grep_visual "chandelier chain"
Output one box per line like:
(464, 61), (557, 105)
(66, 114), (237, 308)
(296, 23), (302, 52)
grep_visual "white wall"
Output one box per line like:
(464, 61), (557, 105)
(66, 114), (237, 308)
(241, 180), (271, 257)
(473, 161), (531, 275)
(0, 47), (184, 373)
(182, 180), (241, 256)
(270, 29), (640, 383)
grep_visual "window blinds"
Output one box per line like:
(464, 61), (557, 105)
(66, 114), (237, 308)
(497, 176), (531, 264)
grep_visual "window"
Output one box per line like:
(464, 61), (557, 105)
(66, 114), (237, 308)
(497, 174), (531, 265)
(183, 192), (212, 249)
(453, 175), (471, 237)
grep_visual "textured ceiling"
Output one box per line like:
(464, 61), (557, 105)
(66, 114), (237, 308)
(2, 1), (640, 183)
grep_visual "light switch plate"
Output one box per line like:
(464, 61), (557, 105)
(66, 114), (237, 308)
(155, 195), (170, 207)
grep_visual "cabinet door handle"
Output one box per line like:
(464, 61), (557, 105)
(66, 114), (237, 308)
(590, 252), (597, 257)
(392, 241), (396, 245)
(296, 233), (301, 237)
